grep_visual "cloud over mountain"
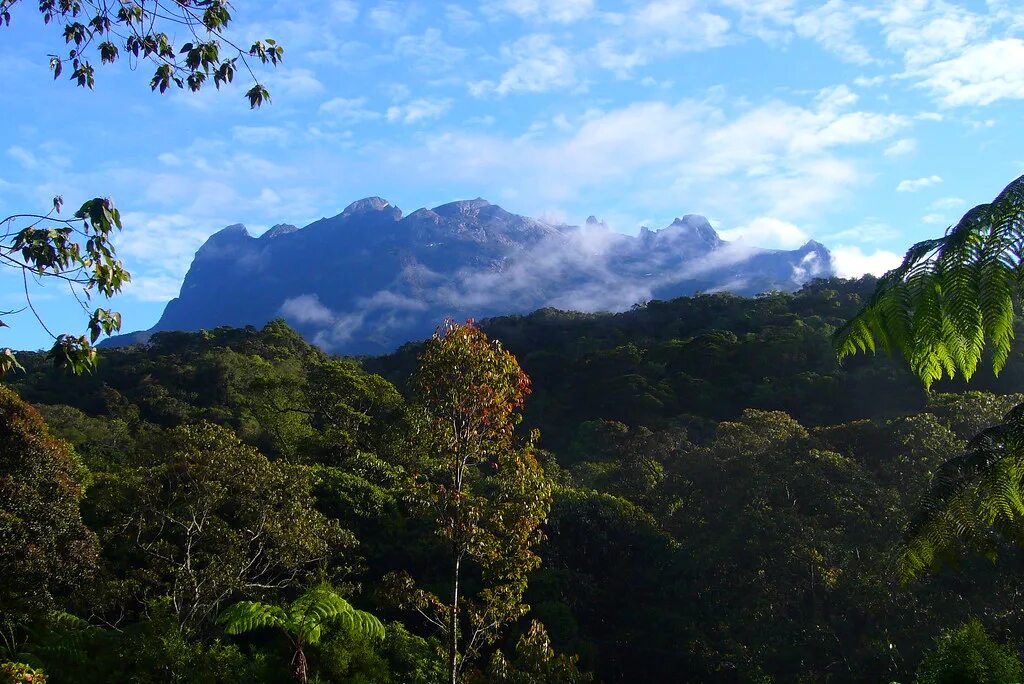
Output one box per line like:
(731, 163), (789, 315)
(106, 197), (834, 354)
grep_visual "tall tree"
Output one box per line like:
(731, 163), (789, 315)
(392, 321), (552, 684)
(835, 174), (1024, 579)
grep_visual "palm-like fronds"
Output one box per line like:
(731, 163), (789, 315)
(835, 175), (1024, 580)
(286, 585), (385, 645)
(836, 174), (1024, 389)
(899, 403), (1024, 581)
(217, 601), (288, 636)
(216, 585), (384, 644)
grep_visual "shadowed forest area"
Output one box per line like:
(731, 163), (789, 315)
(7, 276), (1024, 682)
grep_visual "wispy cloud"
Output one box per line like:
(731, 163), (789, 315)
(897, 175), (942, 192)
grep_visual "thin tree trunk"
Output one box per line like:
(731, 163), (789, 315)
(449, 550), (460, 684)
(293, 642), (308, 684)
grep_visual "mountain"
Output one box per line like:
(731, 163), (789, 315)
(105, 198), (834, 354)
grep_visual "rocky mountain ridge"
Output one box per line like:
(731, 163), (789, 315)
(105, 197), (834, 354)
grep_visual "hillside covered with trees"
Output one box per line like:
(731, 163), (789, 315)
(6, 276), (1024, 682)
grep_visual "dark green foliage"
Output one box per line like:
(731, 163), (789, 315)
(218, 585), (383, 683)
(10, 302), (1024, 682)
(86, 422), (353, 631)
(313, 620), (446, 684)
(914, 619), (1023, 684)
(474, 620), (592, 683)
(370, 277), (1024, 454)
(0, 386), (97, 625)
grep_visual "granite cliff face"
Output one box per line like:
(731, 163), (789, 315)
(107, 198), (834, 354)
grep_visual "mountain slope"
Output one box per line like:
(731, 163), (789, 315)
(108, 197), (834, 354)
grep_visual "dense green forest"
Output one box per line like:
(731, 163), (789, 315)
(6, 276), (1024, 683)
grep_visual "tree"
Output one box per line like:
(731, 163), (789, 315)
(88, 422), (351, 630)
(0, 385), (97, 634)
(835, 174), (1024, 580)
(217, 584), (384, 684)
(0, 0), (282, 373)
(391, 321), (552, 684)
(913, 618), (1023, 684)
(474, 621), (592, 684)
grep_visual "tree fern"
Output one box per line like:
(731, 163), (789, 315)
(897, 403), (1024, 581)
(836, 175), (1024, 581)
(836, 174), (1024, 389)
(217, 601), (288, 636)
(216, 585), (383, 683)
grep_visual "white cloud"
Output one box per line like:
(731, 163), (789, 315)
(930, 196), (965, 210)
(794, 0), (875, 65)
(386, 98), (452, 124)
(157, 152), (182, 166)
(7, 146), (38, 170)
(386, 91), (906, 224)
(897, 175), (942, 192)
(445, 4), (482, 31)
(231, 126), (290, 145)
(486, 0), (595, 24)
(719, 216), (809, 248)
(630, 0), (732, 50)
(884, 138), (916, 156)
(116, 211), (215, 300)
(394, 28), (467, 72)
(824, 221), (896, 243)
(262, 67), (325, 98)
(831, 245), (903, 277)
(318, 96), (381, 124)
(880, 1), (986, 69)
(124, 274), (188, 303)
(281, 294), (335, 325)
(367, 1), (416, 32)
(472, 34), (578, 95)
(329, 0), (359, 22)
(920, 38), (1024, 106)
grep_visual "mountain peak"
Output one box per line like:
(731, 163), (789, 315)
(664, 215), (721, 246)
(343, 197), (394, 216)
(432, 198), (493, 216)
(261, 223), (298, 239)
(213, 223), (250, 238)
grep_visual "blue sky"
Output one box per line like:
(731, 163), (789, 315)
(2, 0), (1024, 351)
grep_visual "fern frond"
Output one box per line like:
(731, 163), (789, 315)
(216, 601), (287, 635)
(836, 174), (1024, 388)
(288, 586), (385, 644)
(334, 608), (386, 641)
(898, 404), (1024, 581)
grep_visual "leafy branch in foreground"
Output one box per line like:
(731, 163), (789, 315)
(0, 0), (283, 107)
(1, 198), (129, 375)
(217, 585), (384, 684)
(836, 174), (1024, 390)
(835, 174), (1024, 581)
